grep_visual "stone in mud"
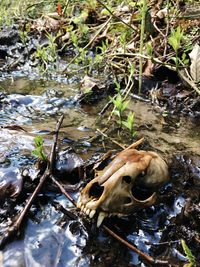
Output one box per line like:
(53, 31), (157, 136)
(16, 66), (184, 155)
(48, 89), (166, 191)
(0, 26), (19, 46)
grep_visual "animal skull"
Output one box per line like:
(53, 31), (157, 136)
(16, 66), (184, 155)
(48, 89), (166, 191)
(77, 141), (169, 227)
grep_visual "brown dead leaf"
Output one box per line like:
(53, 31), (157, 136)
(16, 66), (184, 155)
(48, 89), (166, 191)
(80, 75), (99, 94)
(156, 7), (168, 19)
(143, 59), (154, 76)
(31, 15), (61, 32)
(189, 44), (200, 82)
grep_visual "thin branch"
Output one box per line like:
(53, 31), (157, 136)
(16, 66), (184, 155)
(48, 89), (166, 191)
(163, 0), (170, 57)
(138, 0), (147, 94)
(178, 69), (200, 95)
(49, 114), (64, 173)
(96, 128), (126, 149)
(109, 52), (177, 70)
(124, 137), (144, 151)
(103, 225), (155, 263)
(96, 0), (135, 31)
(51, 175), (76, 206)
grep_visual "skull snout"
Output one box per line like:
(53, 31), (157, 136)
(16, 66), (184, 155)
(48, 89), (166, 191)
(89, 182), (104, 199)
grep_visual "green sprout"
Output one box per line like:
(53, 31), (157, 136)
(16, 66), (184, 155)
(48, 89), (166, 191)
(168, 26), (184, 70)
(32, 135), (48, 161)
(34, 32), (58, 73)
(181, 239), (196, 266)
(122, 111), (136, 137)
(110, 93), (129, 128)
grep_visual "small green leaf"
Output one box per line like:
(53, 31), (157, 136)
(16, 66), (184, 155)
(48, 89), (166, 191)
(34, 135), (44, 147)
(168, 26), (183, 52)
(113, 109), (120, 117)
(181, 239), (196, 265)
(114, 80), (121, 93)
(121, 100), (129, 112)
(115, 95), (123, 109)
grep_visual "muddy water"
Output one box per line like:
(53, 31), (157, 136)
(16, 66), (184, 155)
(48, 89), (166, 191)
(0, 74), (200, 266)
(129, 101), (200, 156)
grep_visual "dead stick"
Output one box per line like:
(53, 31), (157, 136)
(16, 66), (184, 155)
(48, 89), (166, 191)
(50, 177), (168, 265)
(51, 175), (76, 206)
(124, 137), (144, 151)
(96, 128), (125, 149)
(103, 225), (168, 265)
(49, 115), (64, 173)
(103, 225), (154, 263)
(96, 0), (135, 31)
(0, 115), (64, 249)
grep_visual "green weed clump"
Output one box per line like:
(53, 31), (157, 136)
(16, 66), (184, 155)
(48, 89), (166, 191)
(110, 81), (136, 138)
(168, 26), (184, 70)
(34, 33), (58, 73)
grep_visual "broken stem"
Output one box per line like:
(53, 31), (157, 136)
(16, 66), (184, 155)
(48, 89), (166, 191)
(49, 114), (64, 173)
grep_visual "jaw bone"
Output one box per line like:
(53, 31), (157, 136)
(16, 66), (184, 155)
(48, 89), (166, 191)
(77, 197), (105, 227)
(97, 212), (107, 227)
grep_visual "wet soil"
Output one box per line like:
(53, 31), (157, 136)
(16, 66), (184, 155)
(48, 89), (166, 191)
(0, 71), (200, 266)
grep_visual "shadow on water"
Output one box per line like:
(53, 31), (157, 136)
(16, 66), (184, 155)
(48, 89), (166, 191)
(0, 74), (200, 266)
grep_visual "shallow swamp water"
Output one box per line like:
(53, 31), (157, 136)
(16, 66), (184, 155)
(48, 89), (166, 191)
(0, 71), (200, 267)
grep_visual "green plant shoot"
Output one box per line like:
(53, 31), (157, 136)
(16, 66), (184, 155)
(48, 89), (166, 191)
(168, 26), (184, 70)
(122, 111), (136, 137)
(32, 135), (48, 161)
(110, 94), (129, 127)
(181, 239), (196, 265)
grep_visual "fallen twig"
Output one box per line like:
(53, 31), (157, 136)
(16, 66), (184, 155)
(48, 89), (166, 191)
(178, 69), (200, 95)
(49, 115), (64, 173)
(0, 115), (64, 249)
(96, 0), (135, 31)
(51, 175), (76, 206)
(96, 128), (126, 149)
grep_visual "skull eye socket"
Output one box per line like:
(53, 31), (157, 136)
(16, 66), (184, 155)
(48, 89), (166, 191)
(122, 175), (132, 184)
(89, 182), (104, 198)
(131, 185), (155, 201)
